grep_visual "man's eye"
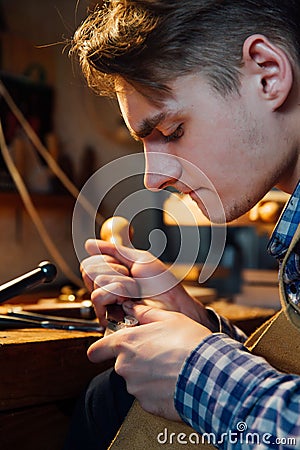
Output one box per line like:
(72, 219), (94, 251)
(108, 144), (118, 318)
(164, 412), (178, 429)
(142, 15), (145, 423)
(163, 124), (184, 143)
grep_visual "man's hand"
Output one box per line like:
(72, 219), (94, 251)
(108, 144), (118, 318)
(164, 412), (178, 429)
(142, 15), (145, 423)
(81, 239), (215, 329)
(87, 302), (212, 421)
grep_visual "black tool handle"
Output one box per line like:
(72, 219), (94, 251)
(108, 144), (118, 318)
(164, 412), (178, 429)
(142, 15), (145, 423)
(0, 261), (57, 304)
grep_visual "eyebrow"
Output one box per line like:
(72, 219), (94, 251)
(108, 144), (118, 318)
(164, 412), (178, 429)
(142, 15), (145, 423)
(130, 112), (167, 141)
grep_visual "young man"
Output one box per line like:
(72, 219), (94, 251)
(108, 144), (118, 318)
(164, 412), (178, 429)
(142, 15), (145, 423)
(66, 1), (300, 448)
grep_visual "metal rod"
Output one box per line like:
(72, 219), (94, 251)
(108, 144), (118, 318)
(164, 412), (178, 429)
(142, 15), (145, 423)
(0, 261), (57, 304)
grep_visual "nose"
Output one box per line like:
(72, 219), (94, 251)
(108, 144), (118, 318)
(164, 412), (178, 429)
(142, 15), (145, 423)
(144, 151), (183, 191)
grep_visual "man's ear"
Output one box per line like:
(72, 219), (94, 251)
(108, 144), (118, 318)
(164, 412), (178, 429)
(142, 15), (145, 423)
(242, 34), (293, 110)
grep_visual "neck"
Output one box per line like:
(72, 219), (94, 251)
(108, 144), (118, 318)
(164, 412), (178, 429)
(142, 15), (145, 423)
(276, 147), (300, 194)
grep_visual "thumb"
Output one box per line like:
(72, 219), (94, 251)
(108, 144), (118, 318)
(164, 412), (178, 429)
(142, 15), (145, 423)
(123, 301), (173, 325)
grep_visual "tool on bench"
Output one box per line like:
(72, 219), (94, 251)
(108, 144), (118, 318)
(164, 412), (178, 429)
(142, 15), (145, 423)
(0, 261), (102, 331)
(0, 261), (57, 304)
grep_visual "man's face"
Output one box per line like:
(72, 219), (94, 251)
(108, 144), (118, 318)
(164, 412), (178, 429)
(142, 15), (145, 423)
(117, 73), (289, 223)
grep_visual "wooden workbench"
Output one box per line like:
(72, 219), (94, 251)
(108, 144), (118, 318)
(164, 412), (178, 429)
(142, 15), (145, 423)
(0, 328), (111, 450)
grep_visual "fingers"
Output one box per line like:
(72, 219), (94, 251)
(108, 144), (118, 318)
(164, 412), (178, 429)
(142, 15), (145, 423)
(91, 284), (126, 326)
(80, 253), (131, 292)
(87, 325), (138, 363)
(88, 303), (168, 362)
(87, 334), (117, 362)
(91, 280), (139, 326)
(123, 301), (176, 325)
(81, 240), (148, 328)
(87, 318), (147, 364)
(81, 254), (130, 277)
(93, 273), (138, 293)
(85, 239), (150, 270)
(87, 305), (185, 364)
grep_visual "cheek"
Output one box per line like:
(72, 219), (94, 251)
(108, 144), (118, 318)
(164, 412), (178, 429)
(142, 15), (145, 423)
(184, 130), (238, 189)
(181, 102), (270, 195)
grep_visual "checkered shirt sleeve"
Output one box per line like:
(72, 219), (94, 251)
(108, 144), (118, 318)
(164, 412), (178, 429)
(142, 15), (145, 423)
(268, 184), (300, 259)
(175, 334), (300, 449)
(206, 307), (248, 343)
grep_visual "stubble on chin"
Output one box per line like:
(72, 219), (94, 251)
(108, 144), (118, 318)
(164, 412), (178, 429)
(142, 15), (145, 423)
(193, 194), (256, 224)
(190, 193), (227, 224)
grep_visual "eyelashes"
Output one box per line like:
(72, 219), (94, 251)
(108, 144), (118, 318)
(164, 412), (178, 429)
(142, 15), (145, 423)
(162, 124), (184, 143)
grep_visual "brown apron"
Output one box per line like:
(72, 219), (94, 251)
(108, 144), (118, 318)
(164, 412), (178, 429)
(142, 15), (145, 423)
(109, 225), (300, 450)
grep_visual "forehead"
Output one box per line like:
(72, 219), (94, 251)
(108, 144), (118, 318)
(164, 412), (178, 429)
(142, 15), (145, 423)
(115, 75), (199, 125)
(116, 78), (171, 111)
(115, 76), (174, 103)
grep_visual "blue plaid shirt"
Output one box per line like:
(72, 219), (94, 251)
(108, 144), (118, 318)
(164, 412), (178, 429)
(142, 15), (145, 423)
(175, 184), (300, 449)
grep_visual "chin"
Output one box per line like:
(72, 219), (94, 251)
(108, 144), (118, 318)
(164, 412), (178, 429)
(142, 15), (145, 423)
(190, 192), (228, 224)
(223, 202), (254, 223)
(207, 213), (229, 225)
(195, 198), (246, 224)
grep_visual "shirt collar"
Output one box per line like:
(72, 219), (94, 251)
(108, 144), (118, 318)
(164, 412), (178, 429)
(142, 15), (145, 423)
(267, 181), (300, 260)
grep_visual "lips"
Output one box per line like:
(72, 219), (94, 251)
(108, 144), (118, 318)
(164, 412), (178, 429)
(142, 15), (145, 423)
(189, 191), (199, 201)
